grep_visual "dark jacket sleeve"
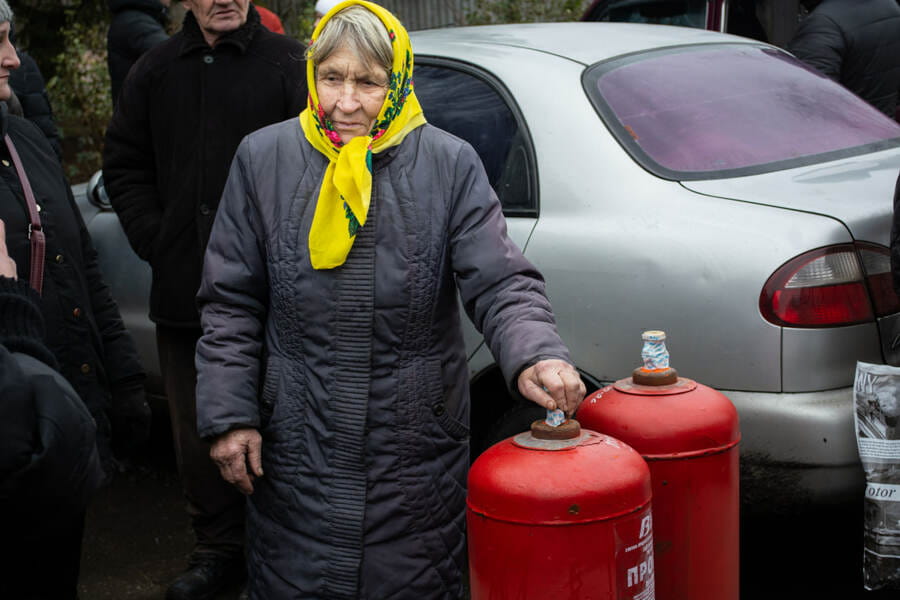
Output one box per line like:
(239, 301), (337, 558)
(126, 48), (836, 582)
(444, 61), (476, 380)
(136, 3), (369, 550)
(0, 276), (55, 368)
(8, 51), (63, 161)
(448, 141), (572, 390)
(195, 138), (269, 438)
(102, 54), (163, 263)
(0, 276), (104, 513)
(788, 12), (845, 80)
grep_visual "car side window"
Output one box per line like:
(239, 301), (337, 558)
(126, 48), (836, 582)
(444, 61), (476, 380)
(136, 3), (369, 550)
(414, 62), (536, 215)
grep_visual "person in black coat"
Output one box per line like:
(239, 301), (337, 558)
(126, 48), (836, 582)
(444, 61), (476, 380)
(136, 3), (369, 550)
(788, 0), (900, 120)
(0, 1), (150, 481)
(107, 0), (170, 106)
(0, 218), (106, 600)
(103, 1), (307, 597)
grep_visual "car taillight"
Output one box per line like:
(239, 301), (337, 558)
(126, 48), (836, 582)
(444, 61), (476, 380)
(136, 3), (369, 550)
(858, 242), (900, 317)
(760, 243), (900, 328)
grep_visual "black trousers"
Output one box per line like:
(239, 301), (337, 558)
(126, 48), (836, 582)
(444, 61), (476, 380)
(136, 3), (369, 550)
(156, 325), (244, 559)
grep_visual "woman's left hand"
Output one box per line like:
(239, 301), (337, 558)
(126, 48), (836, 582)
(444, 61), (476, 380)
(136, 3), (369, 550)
(517, 359), (586, 417)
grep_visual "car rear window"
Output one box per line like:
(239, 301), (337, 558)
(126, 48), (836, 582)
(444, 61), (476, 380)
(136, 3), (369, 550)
(584, 45), (900, 179)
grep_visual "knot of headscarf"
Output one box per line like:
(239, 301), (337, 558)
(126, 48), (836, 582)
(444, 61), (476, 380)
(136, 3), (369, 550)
(300, 0), (426, 270)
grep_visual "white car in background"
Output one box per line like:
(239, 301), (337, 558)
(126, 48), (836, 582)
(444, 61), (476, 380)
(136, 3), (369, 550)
(77, 22), (900, 517)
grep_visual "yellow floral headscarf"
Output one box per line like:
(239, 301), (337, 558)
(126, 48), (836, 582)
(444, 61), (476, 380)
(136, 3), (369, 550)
(300, 0), (426, 270)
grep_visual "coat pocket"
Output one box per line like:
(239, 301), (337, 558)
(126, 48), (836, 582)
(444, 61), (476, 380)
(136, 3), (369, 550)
(426, 358), (469, 442)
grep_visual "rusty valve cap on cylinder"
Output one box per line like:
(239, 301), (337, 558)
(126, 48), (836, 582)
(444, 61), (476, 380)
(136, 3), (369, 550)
(632, 366), (678, 386)
(530, 418), (581, 440)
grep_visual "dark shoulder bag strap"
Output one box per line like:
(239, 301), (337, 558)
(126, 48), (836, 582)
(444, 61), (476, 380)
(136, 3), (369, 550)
(4, 134), (45, 295)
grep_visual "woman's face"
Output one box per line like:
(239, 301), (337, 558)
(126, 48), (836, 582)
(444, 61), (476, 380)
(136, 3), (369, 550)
(316, 46), (388, 145)
(0, 21), (19, 102)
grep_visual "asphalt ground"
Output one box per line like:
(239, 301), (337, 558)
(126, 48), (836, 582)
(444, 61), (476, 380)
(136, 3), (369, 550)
(77, 412), (900, 600)
(77, 412), (243, 600)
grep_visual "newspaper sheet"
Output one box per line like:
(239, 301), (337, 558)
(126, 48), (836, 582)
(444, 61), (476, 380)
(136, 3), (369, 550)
(854, 361), (900, 590)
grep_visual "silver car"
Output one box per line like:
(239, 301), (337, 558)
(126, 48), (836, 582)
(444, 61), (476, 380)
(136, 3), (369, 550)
(77, 22), (900, 514)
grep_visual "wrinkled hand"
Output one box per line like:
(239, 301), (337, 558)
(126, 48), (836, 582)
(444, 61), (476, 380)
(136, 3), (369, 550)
(0, 220), (17, 279)
(109, 386), (152, 455)
(210, 428), (263, 495)
(517, 359), (586, 417)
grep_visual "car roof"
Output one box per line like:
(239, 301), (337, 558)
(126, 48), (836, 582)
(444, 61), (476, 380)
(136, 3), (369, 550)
(410, 22), (766, 66)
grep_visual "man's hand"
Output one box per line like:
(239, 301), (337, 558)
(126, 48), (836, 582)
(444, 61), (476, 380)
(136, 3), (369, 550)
(210, 428), (263, 495)
(0, 220), (17, 279)
(517, 359), (586, 417)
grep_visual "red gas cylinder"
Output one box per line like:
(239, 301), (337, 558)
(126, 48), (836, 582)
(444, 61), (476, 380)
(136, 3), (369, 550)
(577, 331), (740, 600)
(467, 418), (656, 600)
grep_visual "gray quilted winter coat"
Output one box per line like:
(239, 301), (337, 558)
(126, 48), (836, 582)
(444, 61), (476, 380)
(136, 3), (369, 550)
(195, 119), (573, 599)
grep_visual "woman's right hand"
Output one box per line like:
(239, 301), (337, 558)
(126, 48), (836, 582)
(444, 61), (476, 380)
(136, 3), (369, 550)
(0, 220), (17, 280)
(210, 427), (263, 495)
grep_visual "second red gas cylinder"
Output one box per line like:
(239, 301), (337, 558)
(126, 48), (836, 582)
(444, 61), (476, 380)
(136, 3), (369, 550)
(577, 331), (740, 600)
(467, 418), (655, 600)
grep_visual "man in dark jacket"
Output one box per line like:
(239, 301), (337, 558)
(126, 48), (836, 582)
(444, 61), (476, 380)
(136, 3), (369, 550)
(107, 0), (170, 106)
(0, 220), (106, 600)
(102, 0), (307, 597)
(788, 0), (900, 120)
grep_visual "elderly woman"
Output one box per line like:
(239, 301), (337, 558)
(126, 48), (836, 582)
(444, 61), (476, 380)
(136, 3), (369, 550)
(195, 1), (585, 597)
